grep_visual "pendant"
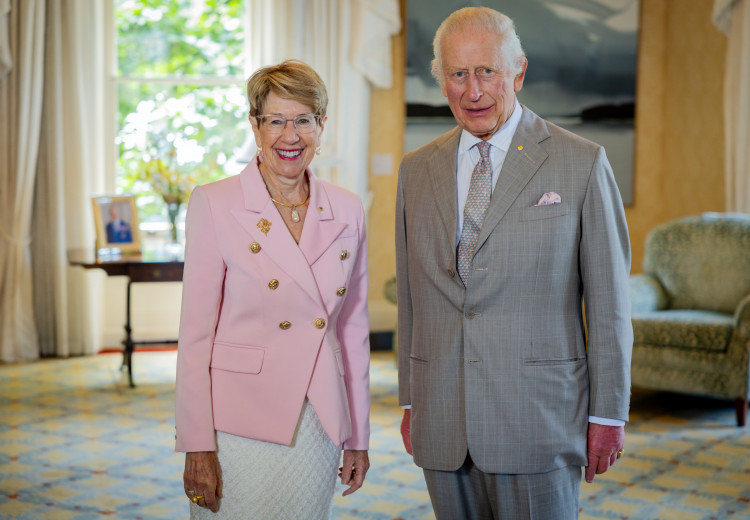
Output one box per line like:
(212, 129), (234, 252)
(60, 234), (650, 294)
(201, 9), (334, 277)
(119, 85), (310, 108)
(291, 206), (300, 222)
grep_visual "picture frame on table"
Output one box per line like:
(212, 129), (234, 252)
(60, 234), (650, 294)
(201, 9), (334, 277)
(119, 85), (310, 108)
(92, 195), (141, 254)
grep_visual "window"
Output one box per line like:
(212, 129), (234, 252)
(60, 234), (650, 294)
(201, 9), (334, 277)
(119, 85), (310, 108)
(113, 0), (251, 233)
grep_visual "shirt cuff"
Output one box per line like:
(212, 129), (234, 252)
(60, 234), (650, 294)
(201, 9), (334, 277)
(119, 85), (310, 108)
(401, 405), (411, 410)
(589, 415), (625, 427)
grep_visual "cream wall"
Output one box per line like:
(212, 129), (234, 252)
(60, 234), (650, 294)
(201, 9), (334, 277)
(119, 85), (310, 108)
(102, 0), (729, 346)
(628, 0), (726, 272)
(365, 0), (405, 303)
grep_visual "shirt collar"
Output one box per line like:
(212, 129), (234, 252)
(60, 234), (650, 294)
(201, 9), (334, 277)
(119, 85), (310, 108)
(458, 98), (523, 155)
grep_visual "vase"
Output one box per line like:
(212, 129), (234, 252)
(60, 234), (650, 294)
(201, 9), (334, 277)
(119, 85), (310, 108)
(166, 201), (181, 243)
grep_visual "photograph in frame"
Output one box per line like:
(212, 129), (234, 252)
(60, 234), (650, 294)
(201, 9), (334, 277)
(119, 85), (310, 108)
(92, 195), (141, 254)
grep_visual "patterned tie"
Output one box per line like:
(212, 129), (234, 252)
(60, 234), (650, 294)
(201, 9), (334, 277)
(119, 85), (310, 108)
(457, 141), (492, 285)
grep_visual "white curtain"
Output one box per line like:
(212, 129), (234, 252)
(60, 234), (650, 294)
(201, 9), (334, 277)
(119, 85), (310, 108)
(0, 0), (11, 80)
(247, 0), (400, 203)
(0, 0), (106, 363)
(0, 0), (44, 363)
(713, 0), (750, 213)
(31, 0), (107, 358)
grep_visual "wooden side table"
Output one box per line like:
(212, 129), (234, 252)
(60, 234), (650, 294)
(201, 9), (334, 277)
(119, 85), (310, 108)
(68, 249), (184, 387)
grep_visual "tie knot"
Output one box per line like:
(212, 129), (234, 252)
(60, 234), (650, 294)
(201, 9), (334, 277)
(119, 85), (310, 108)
(476, 141), (491, 159)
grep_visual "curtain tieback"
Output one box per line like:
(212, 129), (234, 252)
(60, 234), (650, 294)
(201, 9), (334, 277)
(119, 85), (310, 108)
(0, 225), (32, 246)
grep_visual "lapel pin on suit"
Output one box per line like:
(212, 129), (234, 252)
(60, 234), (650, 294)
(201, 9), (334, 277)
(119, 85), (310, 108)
(518, 144), (537, 164)
(257, 218), (271, 235)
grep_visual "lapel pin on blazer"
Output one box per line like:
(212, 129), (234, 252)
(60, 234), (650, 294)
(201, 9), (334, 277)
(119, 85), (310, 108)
(256, 218), (271, 235)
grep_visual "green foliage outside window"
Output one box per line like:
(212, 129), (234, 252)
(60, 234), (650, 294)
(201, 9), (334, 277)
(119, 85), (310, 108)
(115, 0), (249, 223)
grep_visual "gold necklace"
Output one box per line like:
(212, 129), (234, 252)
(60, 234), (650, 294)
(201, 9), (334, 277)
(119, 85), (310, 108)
(270, 194), (310, 223)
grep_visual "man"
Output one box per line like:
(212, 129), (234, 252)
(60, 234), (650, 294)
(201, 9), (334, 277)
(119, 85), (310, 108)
(395, 7), (632, 519)
(106, 204), (132, 244)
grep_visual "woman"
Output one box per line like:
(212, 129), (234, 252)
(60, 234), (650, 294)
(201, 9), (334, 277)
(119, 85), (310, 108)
(174, 59), (370, 518)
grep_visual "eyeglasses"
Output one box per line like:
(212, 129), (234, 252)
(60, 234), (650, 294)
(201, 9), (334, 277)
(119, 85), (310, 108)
(256, 113), (320, 134)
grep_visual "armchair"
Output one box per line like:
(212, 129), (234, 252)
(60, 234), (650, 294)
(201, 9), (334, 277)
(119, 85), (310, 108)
(630, 213), (750, 426)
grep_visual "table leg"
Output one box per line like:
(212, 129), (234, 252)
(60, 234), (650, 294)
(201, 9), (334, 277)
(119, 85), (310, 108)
(123, 279), (135, 388)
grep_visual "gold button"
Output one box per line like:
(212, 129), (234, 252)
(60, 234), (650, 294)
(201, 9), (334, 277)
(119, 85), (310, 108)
(336, 287), (346, 296)
(268, 279), (279, 290)
(279, 321), (291, 330)
(340, 250), (348, 260)
(250, 242), (261, 253)
(314, 318), (326, 329)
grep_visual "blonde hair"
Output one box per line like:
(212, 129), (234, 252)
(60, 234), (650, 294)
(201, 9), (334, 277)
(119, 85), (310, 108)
(246, 59), (328, 118)
(431, 7), (526, 87)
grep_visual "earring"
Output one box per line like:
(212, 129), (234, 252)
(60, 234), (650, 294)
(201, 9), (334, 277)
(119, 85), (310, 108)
(316, 146), (321, 156)
(256, 147), (263, 157)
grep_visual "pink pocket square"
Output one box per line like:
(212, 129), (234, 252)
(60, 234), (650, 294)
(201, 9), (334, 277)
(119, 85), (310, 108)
(535, 192), (561, 206)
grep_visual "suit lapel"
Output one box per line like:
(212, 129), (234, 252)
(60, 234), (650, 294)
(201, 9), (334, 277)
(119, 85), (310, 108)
(475, 108), (550, 250)
(297, 174), (347, 266)
(427, 127), (461, 252)
(230, 162), (325, 308)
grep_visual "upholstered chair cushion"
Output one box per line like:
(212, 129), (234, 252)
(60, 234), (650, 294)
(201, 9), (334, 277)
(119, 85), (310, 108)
(632, 310), (734, 352)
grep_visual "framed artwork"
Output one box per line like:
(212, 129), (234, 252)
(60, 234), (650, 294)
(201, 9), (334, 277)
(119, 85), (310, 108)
(92, 195), (141, 254)
(405, 0), (639, 205)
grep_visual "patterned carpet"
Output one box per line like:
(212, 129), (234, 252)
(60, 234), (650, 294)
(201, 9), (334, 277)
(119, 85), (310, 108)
(1, 350), (749, 519)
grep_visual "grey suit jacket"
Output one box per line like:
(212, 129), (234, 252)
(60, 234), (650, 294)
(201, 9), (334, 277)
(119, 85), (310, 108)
(395, 106), (633, 474)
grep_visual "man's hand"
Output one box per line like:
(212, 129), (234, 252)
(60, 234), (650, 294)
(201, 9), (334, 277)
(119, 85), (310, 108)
(339, 449), (370, 496)
(585, 423), (625, 483)
(401, 409), (412, 455)
(184, 451), (223, 513)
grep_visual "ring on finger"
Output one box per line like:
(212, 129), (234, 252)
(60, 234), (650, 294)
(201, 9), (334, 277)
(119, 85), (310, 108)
(191, 495), (204, 504)
(616, 449), (624, 459)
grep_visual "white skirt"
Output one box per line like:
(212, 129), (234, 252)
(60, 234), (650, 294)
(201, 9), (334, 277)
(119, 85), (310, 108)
(191, 399), (341, 520)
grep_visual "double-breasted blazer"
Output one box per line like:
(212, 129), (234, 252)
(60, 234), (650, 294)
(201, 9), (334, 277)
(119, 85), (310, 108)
(175, 160), (370, 453)
(396, 106), (633, 474)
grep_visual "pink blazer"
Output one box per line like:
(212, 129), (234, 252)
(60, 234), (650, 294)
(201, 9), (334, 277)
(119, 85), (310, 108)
(174, 161), (370, 452)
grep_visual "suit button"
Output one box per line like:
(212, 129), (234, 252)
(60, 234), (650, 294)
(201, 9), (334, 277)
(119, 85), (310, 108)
(268, 279), (279, 290)
(279, 321), (292, 330)
(314, 318), (326, 329)
(249, 242), (261, 253)
(340, 250), (348, 260)
(448, 269), (455, 277)
(336, 287), (346, 296)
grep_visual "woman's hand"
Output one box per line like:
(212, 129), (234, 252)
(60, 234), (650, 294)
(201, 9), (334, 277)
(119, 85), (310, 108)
(339, 449), (369, 496)
(184, 451), (223, 513)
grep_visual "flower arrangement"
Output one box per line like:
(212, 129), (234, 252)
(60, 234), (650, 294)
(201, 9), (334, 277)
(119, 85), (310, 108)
(140, 148), (197, 207)
(139, 148), (197, 242)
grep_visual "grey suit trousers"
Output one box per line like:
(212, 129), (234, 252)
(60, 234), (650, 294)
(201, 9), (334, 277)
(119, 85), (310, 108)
(423, 454), (581, 520)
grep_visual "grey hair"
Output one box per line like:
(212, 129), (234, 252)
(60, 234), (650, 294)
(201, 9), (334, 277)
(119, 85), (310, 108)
(431, 7), (526, 87)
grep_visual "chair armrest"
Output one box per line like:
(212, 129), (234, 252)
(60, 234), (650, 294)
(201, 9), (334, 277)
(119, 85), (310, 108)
(383, 276), (397, 305)
(734, 294), (750, 338)
(629, 274), (668, 313)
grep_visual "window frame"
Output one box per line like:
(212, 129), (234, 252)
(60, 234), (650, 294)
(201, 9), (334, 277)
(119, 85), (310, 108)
(104, 0), (253, 199)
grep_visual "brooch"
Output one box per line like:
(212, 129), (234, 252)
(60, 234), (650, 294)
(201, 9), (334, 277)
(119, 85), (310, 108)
(256, 218), (271, 235)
